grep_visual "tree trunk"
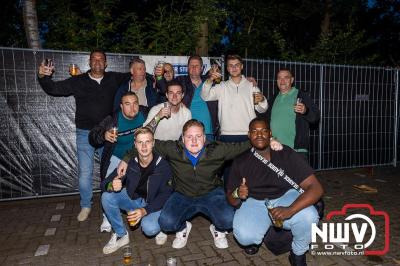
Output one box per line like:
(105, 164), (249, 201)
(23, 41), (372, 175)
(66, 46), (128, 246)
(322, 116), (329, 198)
(195, 21), (208, 56)
(23, 0), (41, 49)
(321, 0), (332, 34)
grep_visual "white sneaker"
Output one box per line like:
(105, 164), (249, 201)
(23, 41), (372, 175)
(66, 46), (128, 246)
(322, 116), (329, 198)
(172, 221), (192, 249)
(100, 214), (112, 233)
(103, 232), (130, 254)
(209, 224), (228, 249)
(155, 231), (168, 245)
(77, 207), (91, 222)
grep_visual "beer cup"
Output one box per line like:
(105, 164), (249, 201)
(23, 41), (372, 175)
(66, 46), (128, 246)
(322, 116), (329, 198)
(122, 246), (132, 265)
(127, 210), (140, 227)
(156, 61), (165, 80)
(163, 102), (171, 118)
(69, 64), (79, 76)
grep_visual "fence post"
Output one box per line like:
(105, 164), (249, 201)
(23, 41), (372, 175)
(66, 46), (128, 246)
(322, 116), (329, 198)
(318, 65), (324, 170)
(394, 69), (399, 167)
(220, 54), (225, 80)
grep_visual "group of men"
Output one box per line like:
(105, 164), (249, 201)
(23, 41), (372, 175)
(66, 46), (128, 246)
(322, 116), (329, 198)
(38, 49), (322, 266)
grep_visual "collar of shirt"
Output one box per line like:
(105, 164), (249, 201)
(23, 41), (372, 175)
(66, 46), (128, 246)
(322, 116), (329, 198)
(184, 147), (205, 166)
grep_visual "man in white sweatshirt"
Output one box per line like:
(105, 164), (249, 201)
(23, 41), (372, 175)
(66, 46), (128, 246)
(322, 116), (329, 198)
(201, 54), (268, 141)
(201, 54), (268, 185)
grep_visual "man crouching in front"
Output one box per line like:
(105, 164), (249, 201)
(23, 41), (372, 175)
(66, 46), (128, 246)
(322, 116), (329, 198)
(101, 127), (172, 254)
(226, 118), (323, 266)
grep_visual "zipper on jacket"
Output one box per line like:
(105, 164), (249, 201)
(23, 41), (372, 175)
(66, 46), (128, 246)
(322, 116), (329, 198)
(145, 176), (150, 203)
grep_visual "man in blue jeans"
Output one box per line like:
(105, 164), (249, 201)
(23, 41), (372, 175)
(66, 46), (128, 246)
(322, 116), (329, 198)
(118, 119), (283, 249)
(89, 91), (145, 232)
(101, 127), (172, 254)
(38, 49), (130, 221)
(226, 117), (323, 266)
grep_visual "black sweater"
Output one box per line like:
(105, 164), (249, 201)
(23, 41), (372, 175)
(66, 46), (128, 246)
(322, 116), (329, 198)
(38, 72), (130, 130)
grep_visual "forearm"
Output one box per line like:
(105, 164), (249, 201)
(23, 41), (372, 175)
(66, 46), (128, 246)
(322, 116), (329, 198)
(289, 185), (323, 215)
(200, 80), (218, 101)
(255, 99), (268, 113)
(38, 76), (72, 96)
(144, 115), (161, 133)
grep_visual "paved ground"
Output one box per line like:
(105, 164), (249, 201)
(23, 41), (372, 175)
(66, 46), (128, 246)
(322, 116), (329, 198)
(0, 166), (399, 266)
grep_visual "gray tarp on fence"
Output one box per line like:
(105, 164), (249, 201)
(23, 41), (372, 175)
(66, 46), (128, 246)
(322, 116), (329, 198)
(0, 47), (398, 200)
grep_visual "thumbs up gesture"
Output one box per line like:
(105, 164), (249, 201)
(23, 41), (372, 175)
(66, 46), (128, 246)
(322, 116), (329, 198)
(112, 174), (123, 192)
(239, 178), (248, 200)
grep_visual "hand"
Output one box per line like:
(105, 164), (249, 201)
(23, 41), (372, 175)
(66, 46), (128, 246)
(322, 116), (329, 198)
(112, 175), (122, 192)
(117, 160), (128, 177)
(247, 77), (258, 87)
(239, 178), (248, 200)
(207, 70), (222, 83)
(253, 92), (265, 104)
(104, 130), (117, 143)
(154, 65), (164, 78)
(38, 61), (54, 78)
(269, 206), (294, 221)
(157, 105), (171, 119)
(270, 138), (283, 151)
(127, 208), (147, 222)
(294, 102), (307, 114)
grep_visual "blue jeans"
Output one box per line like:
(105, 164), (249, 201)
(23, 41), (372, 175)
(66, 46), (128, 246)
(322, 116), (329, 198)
(106, 155), (121, 177)
(159, 187), (234, 232)
(102, 188), (161, 237)
(76, 128), (103, 208)
(233, 189), (319, 255)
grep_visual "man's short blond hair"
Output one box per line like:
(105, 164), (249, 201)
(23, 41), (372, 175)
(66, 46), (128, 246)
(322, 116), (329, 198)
(134, 127), (154, 140)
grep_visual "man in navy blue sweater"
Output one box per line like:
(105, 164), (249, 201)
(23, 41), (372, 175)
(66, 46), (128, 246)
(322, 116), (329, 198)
(101, 127), (173, 254)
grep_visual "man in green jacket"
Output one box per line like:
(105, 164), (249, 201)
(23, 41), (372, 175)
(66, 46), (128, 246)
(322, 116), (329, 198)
(118, 119), (282, 249)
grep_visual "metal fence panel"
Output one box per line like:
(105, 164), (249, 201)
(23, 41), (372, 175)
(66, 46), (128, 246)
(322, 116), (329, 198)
(242, 59), (398, 170)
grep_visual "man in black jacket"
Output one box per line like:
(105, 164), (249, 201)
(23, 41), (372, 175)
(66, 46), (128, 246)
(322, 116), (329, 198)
(101, 128), (173, 254)
(266, 69), (320, 161)
(38, 49), (130, 222)
(89, 91), (145, 232)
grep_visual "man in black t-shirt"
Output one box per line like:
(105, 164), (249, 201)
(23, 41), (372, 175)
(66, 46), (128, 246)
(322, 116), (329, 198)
(226, 118), (323, 266)
(100, 128), (173, 254)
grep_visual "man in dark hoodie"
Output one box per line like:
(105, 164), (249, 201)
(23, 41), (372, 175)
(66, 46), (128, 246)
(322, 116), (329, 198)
(101, 127), (173, 254)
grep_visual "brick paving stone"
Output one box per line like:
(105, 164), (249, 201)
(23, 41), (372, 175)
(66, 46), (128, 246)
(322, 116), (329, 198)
(350, 259), (369, 266)
(217, 261), (240, 266)
(232, 252), (252, 265)
(200, 245), (217, 257)
(197, 256), (224, 265)
(181, 253), (207, 262)
(50, 214), (61, 222)
(45, 227), (57, 236)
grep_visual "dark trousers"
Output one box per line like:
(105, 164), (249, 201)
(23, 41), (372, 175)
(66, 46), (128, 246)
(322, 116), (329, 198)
(158, 187), (234, 232)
